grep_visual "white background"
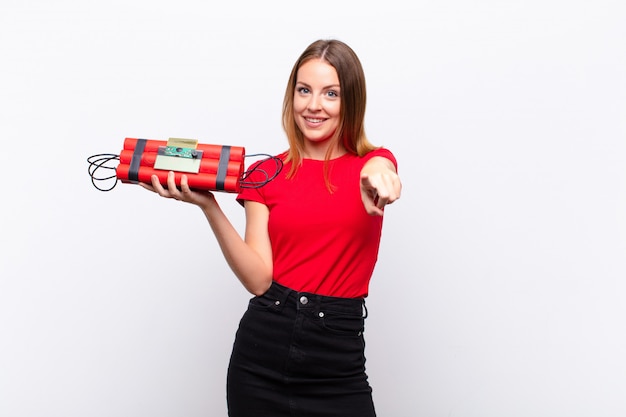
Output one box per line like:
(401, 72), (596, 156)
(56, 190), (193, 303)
(1, 0), (625, 416)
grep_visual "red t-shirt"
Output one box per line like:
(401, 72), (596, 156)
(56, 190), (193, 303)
(237, 148), (397, 298)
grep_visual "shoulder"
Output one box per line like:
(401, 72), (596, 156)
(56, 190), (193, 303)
(241, 151), (287, 183)
(236, 151), (287, 206)
(362, 147), (398, 170)
(246, 150), (288, 171)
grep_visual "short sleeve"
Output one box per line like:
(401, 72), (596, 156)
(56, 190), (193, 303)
(363, 148), (398, 170)
(236, 155), (283, 207)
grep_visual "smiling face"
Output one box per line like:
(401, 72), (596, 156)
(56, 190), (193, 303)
(293, 59), (342, 158)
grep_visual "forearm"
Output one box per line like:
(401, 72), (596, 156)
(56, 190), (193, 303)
(200, 201), (273, 296)
(140, 172), (273, 294)
(360, 156), (402, 216)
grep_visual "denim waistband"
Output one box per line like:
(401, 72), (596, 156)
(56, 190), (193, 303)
(263, 281), (367, 317)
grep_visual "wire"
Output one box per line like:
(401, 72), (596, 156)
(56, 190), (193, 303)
(240, 154), (284, 189)
(86, 151), (282, 192)
(87, 153), (120, 191)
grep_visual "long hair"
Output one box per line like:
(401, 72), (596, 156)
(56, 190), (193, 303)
(282, 39), (377, 185)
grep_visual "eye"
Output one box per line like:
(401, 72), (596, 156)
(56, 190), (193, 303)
(326, 90), (340, 98)
(297, 87), (310, 94)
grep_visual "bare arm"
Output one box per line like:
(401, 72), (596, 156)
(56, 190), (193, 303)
(140, 171), (273, 295)
(360, 156), (402, 216)
(200, 199), (273, 295)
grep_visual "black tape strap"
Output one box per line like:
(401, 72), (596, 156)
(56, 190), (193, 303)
(215, 145), (231, 191)
(129, 139), (147, 183)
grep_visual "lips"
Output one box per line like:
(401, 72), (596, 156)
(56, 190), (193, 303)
(304, 117), (326, 125)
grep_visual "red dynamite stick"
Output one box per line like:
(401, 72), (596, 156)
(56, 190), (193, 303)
(119, 150), (244, 176)
(123, 138), (245, 162)
(116, 164), (241, 193)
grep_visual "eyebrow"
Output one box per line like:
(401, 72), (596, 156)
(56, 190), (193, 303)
(296, 81), (341, 90)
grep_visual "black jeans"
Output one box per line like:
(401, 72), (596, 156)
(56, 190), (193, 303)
(227, 281), (376, 417)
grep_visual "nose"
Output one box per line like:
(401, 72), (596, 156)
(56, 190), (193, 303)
(307, 94), (322, 111)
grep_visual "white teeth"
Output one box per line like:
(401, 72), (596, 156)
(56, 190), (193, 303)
(306, 118), (324, 123)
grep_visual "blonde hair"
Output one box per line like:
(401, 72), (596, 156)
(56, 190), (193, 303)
(282, 39), (377, 185)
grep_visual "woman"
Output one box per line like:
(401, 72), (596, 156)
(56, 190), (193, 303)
(142, 39), (401, 417)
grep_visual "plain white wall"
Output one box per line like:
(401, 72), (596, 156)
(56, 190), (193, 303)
(1, 1), (625, 416)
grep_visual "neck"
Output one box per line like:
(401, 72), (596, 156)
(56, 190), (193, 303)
(302, 142), (346, 160)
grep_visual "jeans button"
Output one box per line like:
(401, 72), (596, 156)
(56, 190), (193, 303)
(299, 296), (309, 305)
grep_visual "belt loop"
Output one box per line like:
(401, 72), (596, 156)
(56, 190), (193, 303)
(362, 300), (368, 319)
(277, 282), (292, 311)
(268, 281), (290, 311)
